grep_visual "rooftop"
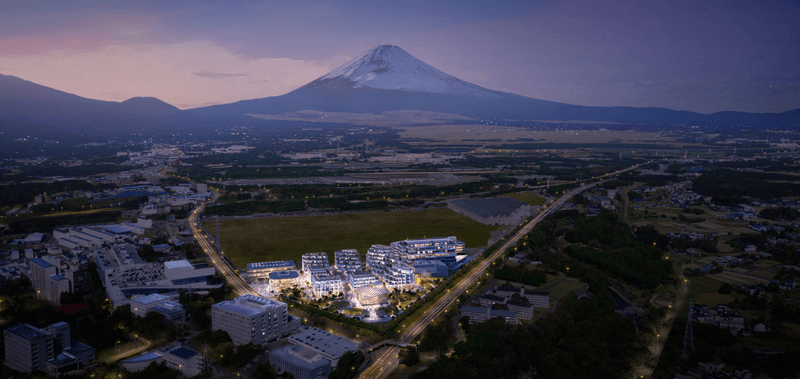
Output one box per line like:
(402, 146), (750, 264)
(271, 344), (329, 370)
(165, 346), (198, 360)
(164, 260), (193, 269)
(131, 293), (169, 305)
(31, 258), (54, 269)
(6, 323), (51, 340)
(290, 327), (359, 359)
(269, 270), (300, 280)
(246, 260), (296, 270)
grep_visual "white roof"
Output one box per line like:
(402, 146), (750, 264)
(164, 260), (193, 269)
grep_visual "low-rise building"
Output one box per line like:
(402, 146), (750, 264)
(247, 261), (297, 280)
(288, 327), (360, 366)
(270, 344), (331, 379)
(347, 270), (380, 289)
(121, 345), (204, 377)
(130, 293), (186, 323)
(310, 271), (344, 297)
(269, 270), (302, 290)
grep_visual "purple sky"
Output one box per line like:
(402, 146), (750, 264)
(1, 0), (798, 113)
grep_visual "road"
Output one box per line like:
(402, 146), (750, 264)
(186, 162), (647, 378)
(644, 253), (688, 378)
(188, 205), (258, 296)
(358, 162), (647, 379)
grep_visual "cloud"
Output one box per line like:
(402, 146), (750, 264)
(194, 71), (247, 80)
(0, 42), (336, 109)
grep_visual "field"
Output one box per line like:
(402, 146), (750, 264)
(533, 275), (587, 304)
(210, 209), (502, 268)
(688, 276), (738, 306)
(503, 192), (546, 206)
(395, 125), (682, 147)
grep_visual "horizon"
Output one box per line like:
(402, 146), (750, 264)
(1, 1), (799, 113)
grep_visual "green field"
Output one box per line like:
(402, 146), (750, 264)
(503, 192), (546, 206)
(211, 209), (502, 268)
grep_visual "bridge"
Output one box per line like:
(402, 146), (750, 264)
(362, 340), (411, 353)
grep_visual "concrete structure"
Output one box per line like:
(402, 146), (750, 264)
(347, 270), (380, 289)
(130, 293), (186, 323)
(212, 295), (290, 345)
(389, 236), (464, 265)
(301, 253), (329, 276)
(268, 270), (301, 290)
(333, 249), (361, 272)
(460, 304), (519, 325)
(494, 287), (550, 308)
(269, 344), (331, 379)
(411, 260), (449, 278)
(163, 260), (216, 287)
(448, 197), (531, 225)
(30, 258), (73, 305)
(4, 323), (54, 372)
(246, 260), (297, 280)
(288, 327), (359, 366)
(310, 271), (344, 297)
(4, 322), (94, 375)
(121, 345), (204, 377)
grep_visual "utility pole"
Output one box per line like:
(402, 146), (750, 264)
(682, 298), (695, 358)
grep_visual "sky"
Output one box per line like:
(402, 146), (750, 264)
(1, 0), (798, 113)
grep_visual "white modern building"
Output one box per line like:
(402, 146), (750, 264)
(347, 270), (380, 289)
(333, 250), (361, 272)
(390, 236), (464, 264)
(301, 253), (329, 276)
(310, 271), (344, 298)
(247, 261), (297, 280)
(211, 295), (292, 345)
(382, 261), (415, 288)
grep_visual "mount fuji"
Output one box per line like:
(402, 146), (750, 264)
(184, 45), (798, 127)
(300, 45), (501, 98)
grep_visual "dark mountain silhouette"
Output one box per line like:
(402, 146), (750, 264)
(0, 74), (179, 138)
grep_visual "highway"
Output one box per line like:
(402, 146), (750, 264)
(188, 205), (258, 296)
(186, 161), (647, 378)
(358, 162), (647, 379)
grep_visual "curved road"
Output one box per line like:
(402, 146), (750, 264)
(186, 162), (649, 379)
(358, 161), (648, 379)
(189, 205), (258, 296)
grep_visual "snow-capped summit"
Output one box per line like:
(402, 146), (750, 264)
(301, 45), (501, 97)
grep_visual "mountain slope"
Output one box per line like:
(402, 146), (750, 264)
(0, 74), (179, 137)
(184, 45), (798, 128)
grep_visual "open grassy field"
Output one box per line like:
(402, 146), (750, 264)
(708, 270), (768, 286)
(503, 192), (546, 206)
(211, 209), (502, 268)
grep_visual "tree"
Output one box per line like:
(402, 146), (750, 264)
(398, 346), (421, 367)
(718, 283), (732, 294)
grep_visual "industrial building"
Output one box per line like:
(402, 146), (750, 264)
(448, 196), (532, 225)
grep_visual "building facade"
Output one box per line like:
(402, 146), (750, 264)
(333, 250), (361, 272)
(212, 295), (289, 345)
